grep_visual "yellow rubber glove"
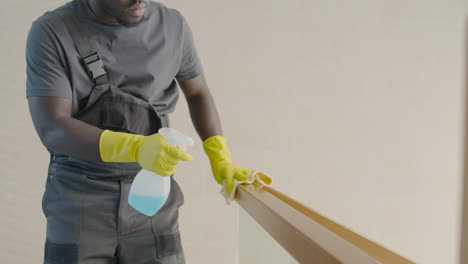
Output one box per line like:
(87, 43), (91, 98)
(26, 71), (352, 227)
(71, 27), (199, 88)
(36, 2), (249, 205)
(203, 135), (251, 194)
(99, 130), (193, 176)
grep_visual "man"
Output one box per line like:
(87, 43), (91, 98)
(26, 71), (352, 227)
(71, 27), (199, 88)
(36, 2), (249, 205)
(26, 0), (253, 263)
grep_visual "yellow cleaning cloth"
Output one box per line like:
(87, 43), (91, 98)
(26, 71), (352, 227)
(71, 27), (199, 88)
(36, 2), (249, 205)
(220, 171), (272, 205)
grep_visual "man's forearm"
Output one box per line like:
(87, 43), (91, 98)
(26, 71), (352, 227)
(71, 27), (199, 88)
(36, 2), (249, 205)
(185, 90), (223, 141)
(44, 116), (104, 160)
(28, 97), (103, 161)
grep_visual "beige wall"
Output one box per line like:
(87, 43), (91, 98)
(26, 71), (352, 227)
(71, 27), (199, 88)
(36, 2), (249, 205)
(1, 0), (466, 263)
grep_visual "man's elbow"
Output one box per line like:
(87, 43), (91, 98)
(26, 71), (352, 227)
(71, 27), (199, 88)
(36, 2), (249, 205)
(35, 127), (56, 150)
(33, 119), (66, 151)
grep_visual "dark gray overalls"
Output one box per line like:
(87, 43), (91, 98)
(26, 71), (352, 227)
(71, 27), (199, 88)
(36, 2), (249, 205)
(42, 3), (185, 264)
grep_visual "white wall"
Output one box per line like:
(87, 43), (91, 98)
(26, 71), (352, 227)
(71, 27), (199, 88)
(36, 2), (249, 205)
(1, 0), (466, 263)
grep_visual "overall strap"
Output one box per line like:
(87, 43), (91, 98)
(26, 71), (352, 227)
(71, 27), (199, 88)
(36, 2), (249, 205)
(53, 1), (108, 85)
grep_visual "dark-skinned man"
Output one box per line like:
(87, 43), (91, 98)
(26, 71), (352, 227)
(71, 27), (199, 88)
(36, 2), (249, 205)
(26, 0), (252, 263)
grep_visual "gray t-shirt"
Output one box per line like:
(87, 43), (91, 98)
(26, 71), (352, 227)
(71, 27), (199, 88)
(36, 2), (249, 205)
(26, 0), (203, 115)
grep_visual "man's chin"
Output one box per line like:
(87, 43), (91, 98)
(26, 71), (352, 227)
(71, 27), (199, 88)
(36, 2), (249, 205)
(116, 16), (143, 26)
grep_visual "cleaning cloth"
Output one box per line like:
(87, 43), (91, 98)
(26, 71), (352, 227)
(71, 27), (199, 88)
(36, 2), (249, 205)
(220, 171), (272, 205)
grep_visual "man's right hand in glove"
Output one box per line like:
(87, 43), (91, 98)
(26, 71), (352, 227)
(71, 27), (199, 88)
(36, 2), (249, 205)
(99, 130), (193, 176)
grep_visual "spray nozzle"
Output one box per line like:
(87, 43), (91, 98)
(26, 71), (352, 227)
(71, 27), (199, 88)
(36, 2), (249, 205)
(159, 128), (194, 151)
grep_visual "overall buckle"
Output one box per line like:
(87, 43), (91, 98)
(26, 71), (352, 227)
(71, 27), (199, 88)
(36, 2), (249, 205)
(83, 52), (106, 80)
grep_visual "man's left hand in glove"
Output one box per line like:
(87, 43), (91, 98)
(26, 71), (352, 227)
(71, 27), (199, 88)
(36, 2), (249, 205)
(202, 135), (251, 195)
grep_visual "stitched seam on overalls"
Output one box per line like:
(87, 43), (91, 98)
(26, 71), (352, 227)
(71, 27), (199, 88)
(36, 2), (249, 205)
(77, 176), (88, 261)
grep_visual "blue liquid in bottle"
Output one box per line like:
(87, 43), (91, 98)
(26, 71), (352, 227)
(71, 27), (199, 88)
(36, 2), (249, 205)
(128, 194), (167, 216)
(128, 128), (194, 216)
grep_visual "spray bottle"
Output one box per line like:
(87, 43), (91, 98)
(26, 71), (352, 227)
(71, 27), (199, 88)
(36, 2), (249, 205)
(128, 128), (194, 216)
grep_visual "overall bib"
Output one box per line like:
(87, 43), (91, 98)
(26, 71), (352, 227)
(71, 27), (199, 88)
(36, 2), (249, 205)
(41, 4), (185, 264)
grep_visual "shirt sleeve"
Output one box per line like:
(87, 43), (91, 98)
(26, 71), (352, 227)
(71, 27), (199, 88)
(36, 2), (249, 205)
(175, 13), (203, 81)
(25, 19), (72, 99)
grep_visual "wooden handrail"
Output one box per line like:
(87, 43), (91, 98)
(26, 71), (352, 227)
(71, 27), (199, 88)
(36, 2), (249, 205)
(235, 184), (415, 264)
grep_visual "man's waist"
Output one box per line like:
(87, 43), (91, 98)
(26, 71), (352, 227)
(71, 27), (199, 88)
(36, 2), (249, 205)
(49, 150), (142, 180)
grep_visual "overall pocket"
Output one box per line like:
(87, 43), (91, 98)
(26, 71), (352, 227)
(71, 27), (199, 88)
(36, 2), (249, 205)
(101, 94), (162, 135)
(43, 161), (88, 244)
(150, 177), (185, 258)
(41, 162), (57, 218)
(154, 231), (184, 260)
(73, 83), (164, 135)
